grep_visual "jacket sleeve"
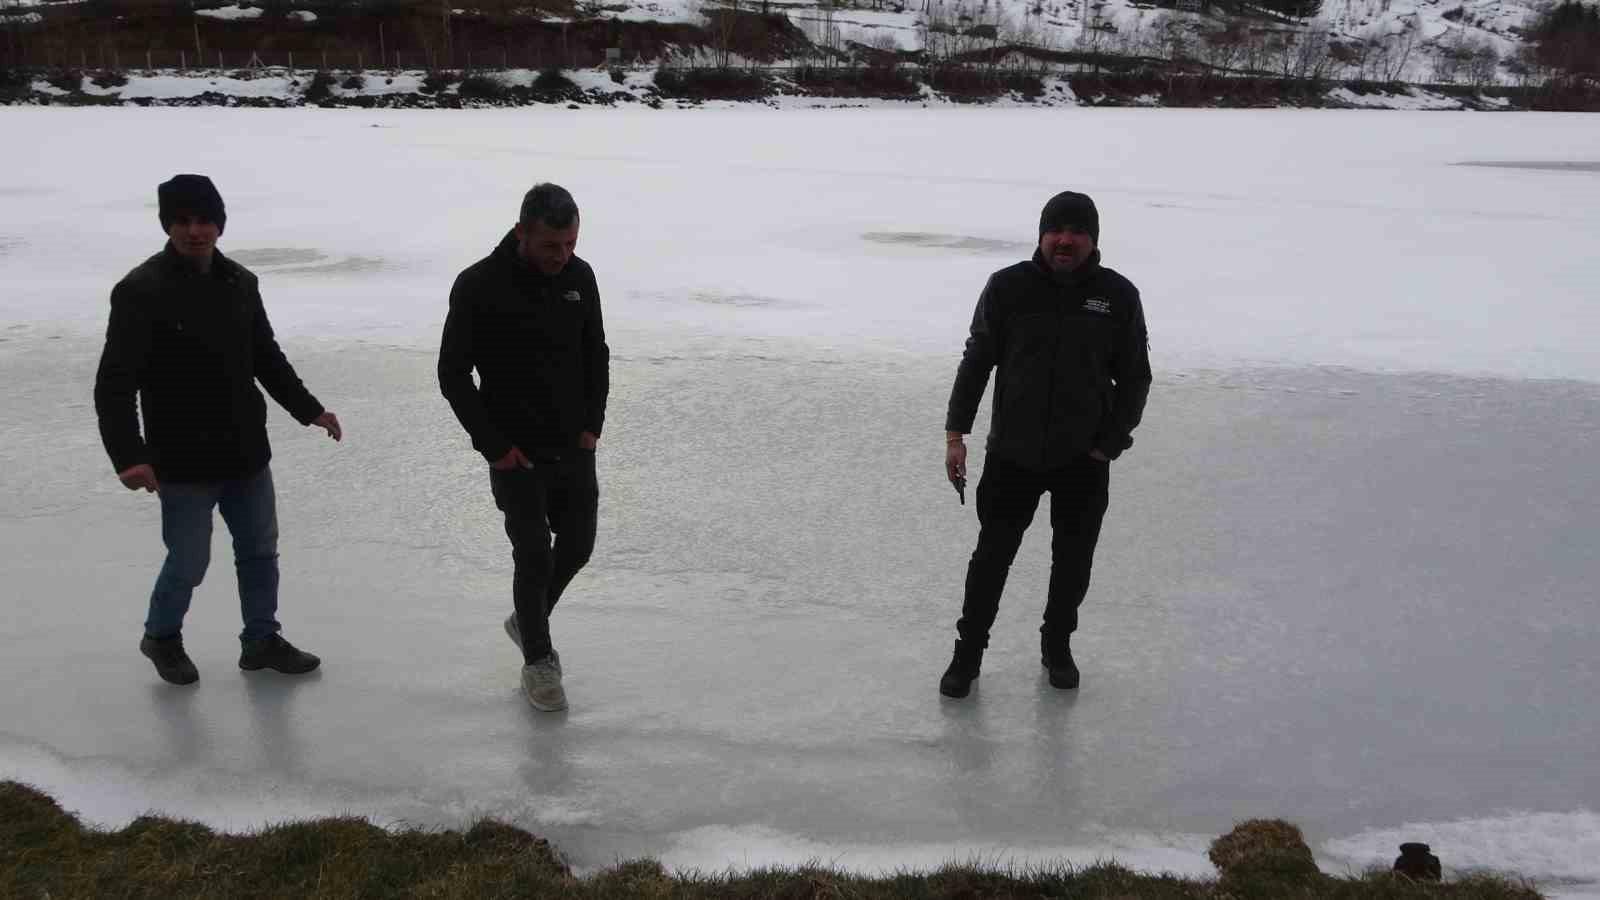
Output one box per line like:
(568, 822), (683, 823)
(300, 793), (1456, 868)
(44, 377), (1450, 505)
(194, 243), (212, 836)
(438, 273), (512, 463)
(93, 281), (152, 473)
(945, 277), (1000, 434)
(251, 284), (325, 425)
(1094, 288), (1152, 460)
(583, 270), (610, 438)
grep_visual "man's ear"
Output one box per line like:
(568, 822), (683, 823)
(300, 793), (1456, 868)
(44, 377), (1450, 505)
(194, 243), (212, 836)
(513, 221), (526, 242)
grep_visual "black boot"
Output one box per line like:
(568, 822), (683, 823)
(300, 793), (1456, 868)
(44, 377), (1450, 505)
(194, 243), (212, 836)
(1041, 632), (1079, 689)
(939, 640), (983, 699)
(140, 634), (199, 685)
(239, 634), (320, 674)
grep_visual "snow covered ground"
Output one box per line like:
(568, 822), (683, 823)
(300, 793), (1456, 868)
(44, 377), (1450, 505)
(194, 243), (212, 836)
(0, 106), (1597, 896)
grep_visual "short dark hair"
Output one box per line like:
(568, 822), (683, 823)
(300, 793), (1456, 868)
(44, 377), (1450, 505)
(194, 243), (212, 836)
(519, 183), (579, 229)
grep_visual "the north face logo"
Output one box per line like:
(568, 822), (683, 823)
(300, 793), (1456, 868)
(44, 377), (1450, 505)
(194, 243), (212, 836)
(1083, 297), (1111, 315)
(563, 290), (582, 303)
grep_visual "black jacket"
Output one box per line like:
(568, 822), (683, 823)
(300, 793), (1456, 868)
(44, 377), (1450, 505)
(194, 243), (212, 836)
(946, 249), (1151, 469)
(93, 245), (325, 482)
(438, 231), (610, 462)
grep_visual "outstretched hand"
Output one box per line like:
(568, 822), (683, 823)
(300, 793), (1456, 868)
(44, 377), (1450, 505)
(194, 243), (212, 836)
(313, 411), (342, 442)
(118, 464), (159, 493)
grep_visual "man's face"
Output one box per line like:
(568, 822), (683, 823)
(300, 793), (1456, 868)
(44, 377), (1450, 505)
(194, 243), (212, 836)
(1039, 226), (1095, 273)
(167, 213), (220, 264)
(516, 217), (580, 276)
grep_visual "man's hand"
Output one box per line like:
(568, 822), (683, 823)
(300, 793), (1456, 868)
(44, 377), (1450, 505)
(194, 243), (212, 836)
(117, 464), (159, 493)
(1088, 449), (1110, 462)
(492, 446), (533, 471)
(578, 431), (599, 450)
(945, 433), (967, 484)
(313, 411), (343, 442)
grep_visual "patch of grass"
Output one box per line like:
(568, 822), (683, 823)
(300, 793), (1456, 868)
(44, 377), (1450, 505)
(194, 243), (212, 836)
(0, 781), (1549, 900)
(341, 73), (366, 90)
(90, 69), (129, 88)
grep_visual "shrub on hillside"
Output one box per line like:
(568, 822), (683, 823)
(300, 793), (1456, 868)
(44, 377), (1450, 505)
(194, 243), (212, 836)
(534, 67), (574, 91)
(47, 69), (82, 92)
(91, 70), (129, 89)
(303, 70), (335, 102)
(341, 73), (365, 90)
(420, 71), (456, 94)
(458, 73), (506, 99)
(653, 66), (770, 100)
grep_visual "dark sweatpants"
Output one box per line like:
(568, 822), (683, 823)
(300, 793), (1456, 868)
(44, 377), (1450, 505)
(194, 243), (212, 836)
(489, 450), (598, 663)
(957, 453), (1110, 647)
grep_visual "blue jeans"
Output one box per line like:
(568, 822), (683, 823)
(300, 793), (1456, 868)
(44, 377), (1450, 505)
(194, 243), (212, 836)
(145, 465), (282, 642)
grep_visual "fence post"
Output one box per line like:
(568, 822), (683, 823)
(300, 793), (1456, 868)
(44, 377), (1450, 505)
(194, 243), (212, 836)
(218, 49), (223, 70)
(181, 50), (187, 70)
(147, 49), (153, 70)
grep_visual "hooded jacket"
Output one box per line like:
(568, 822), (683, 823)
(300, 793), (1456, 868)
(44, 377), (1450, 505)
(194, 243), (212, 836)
(93, 245), (325, 482)
(946, 249), (1151, 469)
(438, 231), (610, 462)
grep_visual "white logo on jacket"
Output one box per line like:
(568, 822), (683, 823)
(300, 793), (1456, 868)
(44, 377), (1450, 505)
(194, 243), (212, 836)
(1083, 297), (1112, 315)
(564, 290), (582, 303)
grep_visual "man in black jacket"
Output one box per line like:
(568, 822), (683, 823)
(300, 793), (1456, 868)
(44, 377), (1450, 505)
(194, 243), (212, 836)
(940, 191), (1151, 699)
(94, 174), (343, 687)
(439, 183), (609, 713)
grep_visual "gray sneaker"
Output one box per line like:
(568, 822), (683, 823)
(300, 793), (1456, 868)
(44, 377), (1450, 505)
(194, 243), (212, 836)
(520, 656), (567, 712)
(504, 613), (559, 676)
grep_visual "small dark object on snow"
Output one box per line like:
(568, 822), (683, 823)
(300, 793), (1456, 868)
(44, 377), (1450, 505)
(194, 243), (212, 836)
(1394, 842), (1441, 881)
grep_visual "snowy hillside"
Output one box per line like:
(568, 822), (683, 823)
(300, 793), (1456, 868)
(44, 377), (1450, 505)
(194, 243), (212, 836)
(0, 0), (1558, 83)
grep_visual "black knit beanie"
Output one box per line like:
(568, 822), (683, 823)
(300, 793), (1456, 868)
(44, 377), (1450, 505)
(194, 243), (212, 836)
(158, 174), (226, 235)
(1039, 191), (1098, 244)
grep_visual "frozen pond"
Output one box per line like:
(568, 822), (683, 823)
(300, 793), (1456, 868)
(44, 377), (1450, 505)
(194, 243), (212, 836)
(0, 107), (1597, 895)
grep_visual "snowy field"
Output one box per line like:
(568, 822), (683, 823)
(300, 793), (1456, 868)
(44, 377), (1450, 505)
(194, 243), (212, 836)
(1, 107), (1598, 895)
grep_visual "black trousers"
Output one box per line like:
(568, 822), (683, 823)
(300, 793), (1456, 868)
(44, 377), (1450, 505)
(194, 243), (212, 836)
(489, 450), (598, 663)
(957, 453), (1110, 648)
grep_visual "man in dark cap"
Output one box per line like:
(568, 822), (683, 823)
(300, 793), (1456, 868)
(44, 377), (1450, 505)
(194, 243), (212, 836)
(940, 191), (1151, 699)
(439, 183), (609, 713)
(94, 174), (343, 686)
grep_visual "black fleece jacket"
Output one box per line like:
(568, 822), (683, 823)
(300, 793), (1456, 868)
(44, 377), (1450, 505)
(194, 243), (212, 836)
(93, 245), (325, 482)
(438, 231), (610, 463)
(946, 249), (1151, 469)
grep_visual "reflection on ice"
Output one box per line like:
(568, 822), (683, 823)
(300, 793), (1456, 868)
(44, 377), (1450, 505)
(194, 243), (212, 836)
(1454, 161), (1600, 172)
(861, 231), (1030, 253)
(230, 247), (395, 276)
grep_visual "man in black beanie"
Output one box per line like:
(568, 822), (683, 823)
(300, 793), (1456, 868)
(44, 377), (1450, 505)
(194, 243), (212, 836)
(439, 183), (609, 713)
(939, 190), (1151, 699)
(94, 174), (344, 686)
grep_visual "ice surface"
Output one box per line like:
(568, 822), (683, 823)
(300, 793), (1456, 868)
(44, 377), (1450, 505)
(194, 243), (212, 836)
(0, 108), (1597, 895)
